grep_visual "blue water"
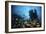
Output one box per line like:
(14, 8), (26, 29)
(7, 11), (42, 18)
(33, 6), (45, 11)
(11, 5), (41, 20)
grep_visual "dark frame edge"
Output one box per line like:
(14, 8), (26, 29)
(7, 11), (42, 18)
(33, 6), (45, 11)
(5, 1), (45, 4)
(5, 1), (9, 33)
(42, 2), (45, 32)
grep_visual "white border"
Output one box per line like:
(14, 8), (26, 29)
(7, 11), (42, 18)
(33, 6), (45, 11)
(8, 2), (44, 32)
